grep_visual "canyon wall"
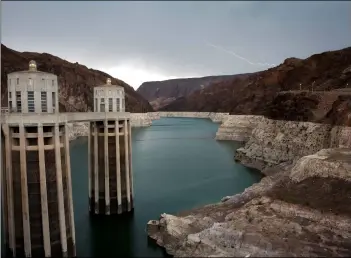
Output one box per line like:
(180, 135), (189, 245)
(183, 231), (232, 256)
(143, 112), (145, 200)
(136, 74), (246, 110)
(158, 47), (351, 128)
(234, 118), (351, 175)
(215, 115), (265, 142)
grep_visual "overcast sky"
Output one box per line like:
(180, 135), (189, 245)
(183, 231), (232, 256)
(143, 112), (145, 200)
(2, 1), (350, 89)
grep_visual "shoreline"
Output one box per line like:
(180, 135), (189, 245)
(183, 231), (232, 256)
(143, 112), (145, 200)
(65, 112), (351, 256)
(67, 112), (230, 141)
(144, 113), (351, 257)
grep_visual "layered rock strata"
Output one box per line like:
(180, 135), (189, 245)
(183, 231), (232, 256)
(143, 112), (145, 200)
(129, 112), (229, 127)
(155, 112), (229, 122)
(235, 118), (351, 175)
(215, 115), (265, 142)
(130, 113), (157, 127)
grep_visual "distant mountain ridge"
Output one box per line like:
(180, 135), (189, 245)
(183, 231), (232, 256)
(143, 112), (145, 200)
(1, 44), (153, 112)
(137, 74), (250, 110)
(160, 47), (351, 126)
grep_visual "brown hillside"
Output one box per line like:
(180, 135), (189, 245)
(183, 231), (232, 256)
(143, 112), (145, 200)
(161, 47), (351, 126)
(137, 74), (250, 110)
(1, 44), (153, 112)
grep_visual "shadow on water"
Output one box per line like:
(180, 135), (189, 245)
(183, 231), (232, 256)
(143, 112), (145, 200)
(216, 140), (264, 178)
(147, 238), (173, 258)
(89, 212), (134, 257)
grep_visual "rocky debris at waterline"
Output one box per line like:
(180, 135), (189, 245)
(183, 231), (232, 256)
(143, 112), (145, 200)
(155, 111), (229, 122)
(67, 122), (89, 140)
(130, 113), (156, 127)
(130, 112), (229, 127)
(66, 112), (230, 140)
(215, 115), (265, 142)
(147, 148), (351, 257)
(235, 118), (351, 175)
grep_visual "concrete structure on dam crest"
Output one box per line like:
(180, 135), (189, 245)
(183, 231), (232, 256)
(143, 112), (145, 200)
(1, 61), (134, 258)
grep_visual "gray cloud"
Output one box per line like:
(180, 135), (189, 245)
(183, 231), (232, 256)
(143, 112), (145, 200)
(2, 1), (350, 87)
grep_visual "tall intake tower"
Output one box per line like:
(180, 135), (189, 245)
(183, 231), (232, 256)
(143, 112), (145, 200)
(88, 78), (134, 215)
(1, 61), (76, 257)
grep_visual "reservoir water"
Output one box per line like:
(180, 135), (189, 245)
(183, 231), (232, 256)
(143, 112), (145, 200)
(72, 117), (262, 257)
(2, 117), (262, 257)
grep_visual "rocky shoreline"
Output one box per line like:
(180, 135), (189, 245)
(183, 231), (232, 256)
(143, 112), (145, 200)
(146, 114), (351, 257)
(66, 113), (351, 256)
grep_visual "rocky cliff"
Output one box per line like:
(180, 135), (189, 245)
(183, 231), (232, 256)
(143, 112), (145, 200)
(235, 118), (351, 175)
(1, 44), (153, 113)
(137, 74), (249, 110)
(160, 47), (351, 126)
(215, 115), (265, 142)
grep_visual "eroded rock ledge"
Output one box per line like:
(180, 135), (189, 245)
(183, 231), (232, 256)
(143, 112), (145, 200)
(147, 148), (351, 257)
(130, 112), (230, 127)
(215, 115), (265, 142)
(146, 115), (351, 257)
(235, 118), (351, 175)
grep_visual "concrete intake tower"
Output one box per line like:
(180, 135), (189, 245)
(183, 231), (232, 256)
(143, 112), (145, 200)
(88, 78), (134, 215)
(1, 61), (76, 257)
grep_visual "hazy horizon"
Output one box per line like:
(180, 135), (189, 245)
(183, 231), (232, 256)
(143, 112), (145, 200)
(2, 1), (350, 89)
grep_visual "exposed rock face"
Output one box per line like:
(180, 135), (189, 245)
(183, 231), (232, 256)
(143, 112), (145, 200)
(1, 44), (153, 113)
(235, 118), (351, 175)
(263, 91), (351, 126)
(129, 112), (230, 128)
(67, 122), (89, 140)
(130, 113), (159, 127)
(160, 47), (351, 126)
(155, 112), (229, 122)
(215, 115), (265, 142)
(137, 74), (249, 110)
(148, 148), (351, 257)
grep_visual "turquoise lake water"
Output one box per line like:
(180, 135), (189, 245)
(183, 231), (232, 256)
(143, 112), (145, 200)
(2, 117), (262, 257)
(71, 117), (262, 257)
